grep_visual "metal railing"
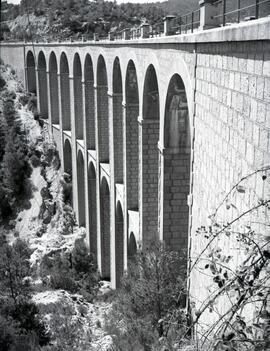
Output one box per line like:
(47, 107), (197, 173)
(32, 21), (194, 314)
(213, 0), (270, 25)
(150, 21), (164, 37)
(171, 9), (200, 34)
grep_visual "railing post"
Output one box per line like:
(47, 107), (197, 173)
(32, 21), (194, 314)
(199, 0), (221, 30)
(122, 28), (130, 40)
(237, 0), (241, 23)
(191, 11), (194, 33)
(130, 27), (136, 39)
(222, 0), (226, 26)
(140, 23), (150, 38)
(108, 31), (114, 41)
(163, 15), (176, 36)
(255, 0), (259, 19)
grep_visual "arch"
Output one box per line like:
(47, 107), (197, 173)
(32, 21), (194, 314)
(97, 55), (109, 162)
(63, 139), (73, 205)
(163, 74), (191, 253)
(77, 150), (86, 227)
(141, 64), (160, 244)
(49, 52), (59, 124)
(37, 51), (48, 118)
(115, 201), (124, 287)
(113, 57), (123, 183)
(128, 232), (137, 258)
(100, 177), (111, 280)
(26, 51), (36, 94)
(143, 65), (159, 119)
(125, 60), (139, 210)
(84, 54), (95, 149)
(73, 53), (83, 139)
(88, 162), (97, 263)
(60, 52), (71, 131)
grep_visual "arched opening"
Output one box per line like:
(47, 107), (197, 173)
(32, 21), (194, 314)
(37, 51), (48, 118)
(77, 150), (86, 227)
(88, 163), (97, 263)
(115, 201), (124, 287)
(63, 139), (73, 205)
(125, 60), (139, 210)
(113, 58), (123, 183)
(73, 53), (83, 140)
(49, 52), (59, 124)
(60, 53), (71, 131)
(141, 64), (160, 244)
(100, 177), (111, 280)
(163, 74), (191, 252)
(97, 55), (109, 162)
(26, 51), (36, 94)
(84, 54), (95, 150)
(128, 232), (137, 259)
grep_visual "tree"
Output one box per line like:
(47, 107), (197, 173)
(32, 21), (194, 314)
(0, 238), (32, 304)
(0, 97), (32, 218)
(106, 243), (188, 350)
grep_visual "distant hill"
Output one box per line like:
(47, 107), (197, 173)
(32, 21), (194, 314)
(1, 0), (201, 41)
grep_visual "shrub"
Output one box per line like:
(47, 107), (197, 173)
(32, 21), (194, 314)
(28, 96), (37, 113)
(40, 239), (100, 301)
(0, 238), (32, 304)
(0, 76), (6, 90)
(0, 299), (50, 350)
(30, 154), (41, 167)
(0, 97), (33, 218)
(19, 93), (30, 106)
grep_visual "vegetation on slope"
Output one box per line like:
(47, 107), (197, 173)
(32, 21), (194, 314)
(1, 0), (198, 41)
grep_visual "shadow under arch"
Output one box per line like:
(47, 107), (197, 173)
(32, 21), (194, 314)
(128, 231), (137, 259)
(113, 57), (123, 183)
(97, 55), (109, 162)
(77, 149), (86, 227)
(84, 54), (95, 150)
(63, 138), (73, 206)
(37, 51), (48, 118)
(125, 60), (139, 210)
(60, 52), (71, 131)
(26, 51), (36, 94)
(88, 162), (97, 263)
(100, 177), (111, 280)
(141, 64), (160, 245)
(73, 53), (83, 139)
(49, 52), (59, 124)
(163, 73), (191, 254)
(115, 201), (124, 287)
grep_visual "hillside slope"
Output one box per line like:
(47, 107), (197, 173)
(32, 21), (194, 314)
(2, 0), (198, 41)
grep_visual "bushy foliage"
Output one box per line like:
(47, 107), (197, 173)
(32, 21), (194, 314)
(40, 302), (91, 351)
(0, 238), (32, 303)
(0, 235), (50, 350)
(0, 76), (6, 90)
(40, 238), (100, 301)
(30, 154), (41, 167)
(0, 97), (32, 220)
(105, 243), (188, 350)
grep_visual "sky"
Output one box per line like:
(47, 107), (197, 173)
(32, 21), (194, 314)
(7, 0), (166, 4)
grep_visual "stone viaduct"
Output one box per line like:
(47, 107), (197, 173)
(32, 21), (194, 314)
(1, 2), (270, 324)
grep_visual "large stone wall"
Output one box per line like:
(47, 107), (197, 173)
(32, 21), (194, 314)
(191, 39), (270, 329)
